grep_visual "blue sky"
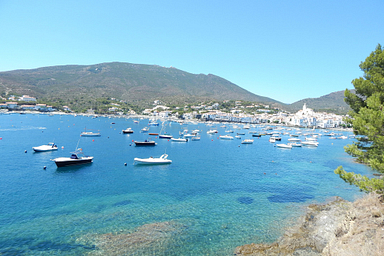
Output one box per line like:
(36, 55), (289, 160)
(0, 0), (383, 104)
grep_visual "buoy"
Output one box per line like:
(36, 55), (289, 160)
(0, 137), (2, 140)
(124, 163), (127, 166)
(24, 150), (27, 153)
(129, 144), (131, 146)
(43, 166), (47, 170)
(92, 139), (94, 142)
(132, 140), (134, 142)
(264, 173), (266, 175)
(61, 146), (64, 149)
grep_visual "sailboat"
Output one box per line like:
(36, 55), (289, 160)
(159, 121), (173, 139)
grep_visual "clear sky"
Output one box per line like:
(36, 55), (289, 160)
(0, 0), (383, 104)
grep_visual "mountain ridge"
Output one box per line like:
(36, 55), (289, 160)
(0, 62), (349, 113)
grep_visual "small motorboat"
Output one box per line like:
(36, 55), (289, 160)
(207, 129), (218, 134)
(276, 143), (292, 149)
(191, 136), (201, 141)
(159, 134), (173, 139)
(134, 154), (172, 165)
(219, 135), (234, 140)
(122, 128), (134, 134)
(52, 149), (93, 167)
(288, 138), (301, 142)
(288, 142), (302, 147)
(134, 140), (157, 146)
(171, 138), (188, 142)
(141, 127), (150, 132)
(241, 139), (254, 144)
(80, 131), (101, 137)
(252, 134), (261, 137)
(33, 142), (58, 152)
(302, 141), (319, 147)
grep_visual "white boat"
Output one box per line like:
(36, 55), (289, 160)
(241, 139), (254, 144)
(225, 130), (234, 133)
(33, 142), (58, 152)
(235, 135), (242, 139)
(288, 142), (302, 147)
(171, 138), (188, 142)
(302, 141), (319, 147)
(191, 136), (201, 141)
(305, 137), (317, 141)
(141, 127), (150, 132)
(159, 134), (173, 139)
(207, 129), (218, 134)
(52, 149), (93, 167)
(276, 143), (292, 149)
(269, 137), (276, 143)
(122, 128), (134, 134)
(134, 154), (172, 165)
(338, 136), (348, 139)
(219, 135), (234, 140)
(80, 131), (100, 137)
(183, 134), (194, 138)
(288, 138), (301, 142)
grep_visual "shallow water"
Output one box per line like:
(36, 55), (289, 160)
(0, 114), (372, 255)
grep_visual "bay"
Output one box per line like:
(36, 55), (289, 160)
(0, 113), (372, 255)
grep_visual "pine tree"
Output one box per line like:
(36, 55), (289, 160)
(335, 44), (384, 193)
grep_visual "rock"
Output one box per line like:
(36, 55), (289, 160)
(235, 194), (384, 256)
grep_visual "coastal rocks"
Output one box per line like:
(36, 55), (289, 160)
(235, 194), (384, 256)
(78, 221), (186, 255)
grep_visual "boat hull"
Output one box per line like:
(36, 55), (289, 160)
(134, 141), (157, 146)
(53, 157), (93, 167)
(134, 158), (172, 165)
(33, 145), (58, 152)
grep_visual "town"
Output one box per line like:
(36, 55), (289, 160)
(1, 95), (348, 129)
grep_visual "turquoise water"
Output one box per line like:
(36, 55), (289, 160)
(0, 114), (373, 255)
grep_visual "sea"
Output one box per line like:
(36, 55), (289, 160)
(0, 113), (374, 255)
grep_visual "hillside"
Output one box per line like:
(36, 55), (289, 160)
(286, 90), (352, 114)
(0, 62), (280, 108)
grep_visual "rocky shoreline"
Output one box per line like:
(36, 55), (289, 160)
(234, 193), (384, 256)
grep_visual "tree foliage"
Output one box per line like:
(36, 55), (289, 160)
(344, 44), (384, 171)
(335, 44), (384, 193)
(335, 166), (384, 194)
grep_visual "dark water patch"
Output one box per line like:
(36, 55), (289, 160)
(113, 200), (133, 207)
(237, 197), (254, 204)
(268, 193), (314, 203)
(91, 204), (107, 213)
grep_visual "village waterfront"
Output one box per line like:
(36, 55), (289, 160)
(0, 113), (373, 255)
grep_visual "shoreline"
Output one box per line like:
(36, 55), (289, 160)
(234, 193), (384, 255)
(1, 110), (353, 132)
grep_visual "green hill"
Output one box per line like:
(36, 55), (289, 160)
(0, 62), (280, 108)
(286, 90), (351, 114)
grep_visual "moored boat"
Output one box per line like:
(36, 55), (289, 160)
(33, 142), (58, 152)
(302, 141), (319, 147)
(241, 139), (254, 144)
(52, 149), (93, 167)
(134, 140), (157, 146)
(219, 135), (234, 140)
(122, 128), (134, 134)
(171, 138), (188, 142)
(276, 143), (292, 149)
(134, 154), (172, 165)
(80, 131), (100, 137)
(159, 134), (173, 139)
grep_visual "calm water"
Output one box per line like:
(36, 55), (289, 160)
(0, 113), (373, 255)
